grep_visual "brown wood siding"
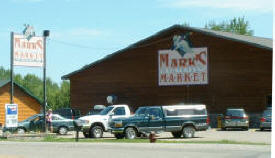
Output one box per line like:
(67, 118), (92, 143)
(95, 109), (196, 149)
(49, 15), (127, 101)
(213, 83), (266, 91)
(0, 84), (41, 126)
(69, 28), (272, 114)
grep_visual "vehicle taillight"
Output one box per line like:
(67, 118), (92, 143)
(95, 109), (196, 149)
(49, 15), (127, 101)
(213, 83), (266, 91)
(260, 117), (266, 122)
(227, 116), (248, 119)
(206, 116), (210, 124)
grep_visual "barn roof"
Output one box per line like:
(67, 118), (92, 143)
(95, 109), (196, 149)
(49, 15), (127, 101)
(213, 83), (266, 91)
(0, 80), (42, 104)
(62, 24), (272, 80)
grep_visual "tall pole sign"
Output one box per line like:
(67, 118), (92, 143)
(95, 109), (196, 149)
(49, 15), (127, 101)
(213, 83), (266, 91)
(13, 25), (44, 67)
(10, 25), (50, 132)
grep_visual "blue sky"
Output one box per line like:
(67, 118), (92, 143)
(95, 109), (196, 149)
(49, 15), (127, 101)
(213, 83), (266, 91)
(0, 0), (273, 84)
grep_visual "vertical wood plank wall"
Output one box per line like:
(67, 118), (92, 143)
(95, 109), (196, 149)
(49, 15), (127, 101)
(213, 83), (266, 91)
(0, 84), (41, 126)
(69, 28), (272, 114)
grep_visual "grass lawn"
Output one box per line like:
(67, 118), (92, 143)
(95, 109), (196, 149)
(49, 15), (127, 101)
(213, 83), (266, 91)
(0, 135), (269, 145)
(41, 136), (269, 145)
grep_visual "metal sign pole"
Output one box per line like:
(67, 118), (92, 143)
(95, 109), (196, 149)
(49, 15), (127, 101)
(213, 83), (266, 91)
(43, 30), (50, 133)
(10, 32), (14, 104)
(43, 35), (47, 133)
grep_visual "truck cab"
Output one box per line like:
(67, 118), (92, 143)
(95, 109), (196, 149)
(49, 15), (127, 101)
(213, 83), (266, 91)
(79, 104), (131, 138)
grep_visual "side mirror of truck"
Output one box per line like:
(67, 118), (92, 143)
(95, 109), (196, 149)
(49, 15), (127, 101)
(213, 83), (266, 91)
(110, 111), (115, 116)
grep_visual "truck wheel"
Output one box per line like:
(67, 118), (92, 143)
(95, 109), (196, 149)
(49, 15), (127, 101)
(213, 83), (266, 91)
(182, 126), (195, 138)
(125, 127), (137, 139)
(171, 131), (182, 138)
(114, 133), (125, 139)
(90, 126), (103, 138)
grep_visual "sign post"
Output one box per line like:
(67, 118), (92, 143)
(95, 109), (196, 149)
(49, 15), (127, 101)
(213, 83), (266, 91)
(10, 32), (14, 104)
(43, 30), (50, 133)
(10, 25), (50, 133)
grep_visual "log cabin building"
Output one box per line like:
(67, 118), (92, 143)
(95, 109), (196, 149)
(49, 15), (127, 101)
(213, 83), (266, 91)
(62, 25), (272, 126)
(0, 80), (41, 127)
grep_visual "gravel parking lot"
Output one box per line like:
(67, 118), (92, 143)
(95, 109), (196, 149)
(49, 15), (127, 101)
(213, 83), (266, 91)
(62, 128), (271, 144)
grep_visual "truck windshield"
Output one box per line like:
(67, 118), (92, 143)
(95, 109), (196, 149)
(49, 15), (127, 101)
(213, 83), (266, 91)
(99, 106), (114, 115)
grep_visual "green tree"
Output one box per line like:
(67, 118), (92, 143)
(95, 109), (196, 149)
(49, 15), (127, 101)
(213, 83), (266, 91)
(0, 67), (10, 80)
(205, 17), (253, 36)
(56, 81), (70, 109)
(0, 66), (70, 110)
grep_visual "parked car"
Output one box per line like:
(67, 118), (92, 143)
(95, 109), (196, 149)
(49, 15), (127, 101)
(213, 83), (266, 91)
(221, 108), (249, 130)
(53, 108), (81, 120)
(86, 105), (106, 116)
(260, 107), (272, 131)
(3, 114), (75, 135)
(78, 104), (131, 138)
(110, 104), (209, 139)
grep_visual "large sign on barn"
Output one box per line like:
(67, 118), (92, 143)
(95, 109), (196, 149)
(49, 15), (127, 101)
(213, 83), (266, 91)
(12, 25), (44, 67)
(158, 34), (208, 86)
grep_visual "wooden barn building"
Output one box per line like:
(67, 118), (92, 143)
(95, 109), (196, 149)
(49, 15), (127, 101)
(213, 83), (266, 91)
(62, 25), (272, 126)
(0, 80), (41, 127)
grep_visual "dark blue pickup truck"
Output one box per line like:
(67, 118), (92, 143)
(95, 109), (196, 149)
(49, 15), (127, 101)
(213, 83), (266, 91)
(110, 105), (209, 139)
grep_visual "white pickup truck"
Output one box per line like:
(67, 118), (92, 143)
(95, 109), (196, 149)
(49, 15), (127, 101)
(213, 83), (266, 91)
(79, 104), (131, 138)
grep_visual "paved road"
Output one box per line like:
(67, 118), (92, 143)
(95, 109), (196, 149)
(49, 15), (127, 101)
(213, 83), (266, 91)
(0, 142), (271, 158)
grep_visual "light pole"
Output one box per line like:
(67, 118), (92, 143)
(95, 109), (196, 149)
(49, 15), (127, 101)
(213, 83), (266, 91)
(43, 30), (50, 133)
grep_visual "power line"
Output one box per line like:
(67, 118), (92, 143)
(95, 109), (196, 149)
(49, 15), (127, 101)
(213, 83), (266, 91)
(48, 34), (173, 51)
(49, 39), (121, 50)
